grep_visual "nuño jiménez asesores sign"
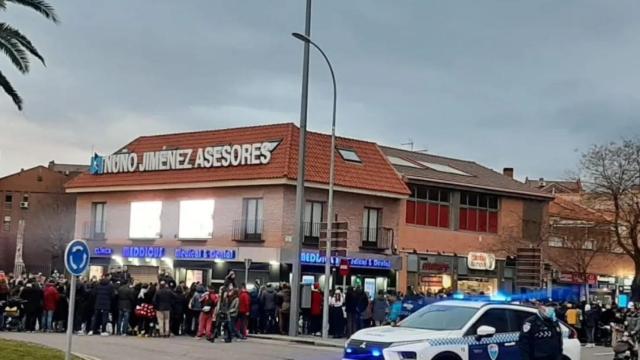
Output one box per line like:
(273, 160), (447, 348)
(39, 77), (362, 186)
(89, 141), (279, 175)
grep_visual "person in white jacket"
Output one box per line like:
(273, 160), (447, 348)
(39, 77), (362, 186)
(329, 289), (346, 338)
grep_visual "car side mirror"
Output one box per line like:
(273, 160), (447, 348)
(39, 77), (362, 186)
(475, 325), (496, 341)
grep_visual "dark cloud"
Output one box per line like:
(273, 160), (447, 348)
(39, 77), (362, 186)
(1, 0), (639, 180)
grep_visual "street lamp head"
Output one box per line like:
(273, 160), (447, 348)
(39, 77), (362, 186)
(292, 32), (311, 43)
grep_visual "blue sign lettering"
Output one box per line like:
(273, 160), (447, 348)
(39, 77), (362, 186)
(122, 246), (165, 259)
(174, 248), (237, 261)
(89, 153), (104, 175)
(300, 251), (391, 270)
(93, 247), (113, 257)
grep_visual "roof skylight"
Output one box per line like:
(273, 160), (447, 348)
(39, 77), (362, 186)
(417, 161), (470, 176)
(387, 156), (421, 168)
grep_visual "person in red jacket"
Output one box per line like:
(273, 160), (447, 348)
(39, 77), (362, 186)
(237, 283), (251, 339)
(310, 283), (323, 335)
(42, 281), (59, 332)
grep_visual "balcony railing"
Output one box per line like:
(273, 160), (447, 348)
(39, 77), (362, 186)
(232, 219), (264, 242)
(303, 222), (322, 246)
(360, 226), (394, 251)
(82, 221), (107, 241)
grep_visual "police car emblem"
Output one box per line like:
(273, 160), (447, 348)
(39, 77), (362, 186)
(360, 342), (367, 348)
(523, 322), (531, 332)
(487, 344), (499, 360)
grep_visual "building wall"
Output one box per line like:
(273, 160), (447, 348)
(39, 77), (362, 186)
(397, 195), (546, 293)
(0, 166), (77, 273)
(73, 184), (403, 254)
(399, 197), (525, 255)
(73, 185), (288, 249)
(281, 187), (403, 252)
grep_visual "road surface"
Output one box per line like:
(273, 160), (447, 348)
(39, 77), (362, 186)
(0, 332), (617, 360)
(0, 332), (343, 360)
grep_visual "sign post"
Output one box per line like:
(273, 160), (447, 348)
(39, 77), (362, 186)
(339, 258), (350, 277)
(64, 239), (90, 360)
(244, 258), (252, 287)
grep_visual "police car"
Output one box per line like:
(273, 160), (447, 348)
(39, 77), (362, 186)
(343, 300), (581, 360)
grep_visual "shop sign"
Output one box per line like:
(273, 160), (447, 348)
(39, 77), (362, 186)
(420, 275), (443, 287)
(421, 262), (449, 274)
(467, 252), (496, 271)
(300, 251), (392, 269)
(558, 273), (574, 283)
(174, 248), (237, 261)
(558, 272), (597, 285)
(89, 141), (279, 175)
(122, 246), (166, 259)
(93, 247), (113, 257)
(597, 276), (616, 284)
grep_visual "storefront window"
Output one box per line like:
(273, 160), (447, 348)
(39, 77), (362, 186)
(419, 274), (452, 293)
(458, 278), (497, 295)
(179, 199), (215, 239)
(129, 201), (162, 239)
(89, 265), (104, 281)
(364, 278), (376, 299)
(185, 269), (203, 287)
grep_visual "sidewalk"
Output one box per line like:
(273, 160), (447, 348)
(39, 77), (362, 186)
(248, 333), (346, 348)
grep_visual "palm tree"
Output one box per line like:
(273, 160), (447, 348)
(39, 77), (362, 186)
(0, 0), (58, 110)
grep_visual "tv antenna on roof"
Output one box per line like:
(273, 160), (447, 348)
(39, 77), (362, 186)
(401, 138), (428, 153)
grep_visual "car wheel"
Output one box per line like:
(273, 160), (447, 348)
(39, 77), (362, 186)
(433, 352), (463, 360)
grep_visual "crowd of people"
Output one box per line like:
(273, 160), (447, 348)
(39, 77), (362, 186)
(9, 267), (637, 348)
(555, 300), (640, 348)
(0, 269), (409, 341)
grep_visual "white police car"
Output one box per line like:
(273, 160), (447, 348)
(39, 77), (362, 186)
(343, 300), (581, 360)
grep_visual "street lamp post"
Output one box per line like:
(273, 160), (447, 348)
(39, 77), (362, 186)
(288, 0), (312, 337)
(292, 32), (337, 340)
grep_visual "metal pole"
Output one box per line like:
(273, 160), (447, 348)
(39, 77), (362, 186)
(318, 41), (338, 341)
(289, 0), (312, 337)
(245, 261), (249, 287)
(64, 276), (77, 360)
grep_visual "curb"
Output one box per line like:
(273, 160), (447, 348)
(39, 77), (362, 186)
(248, 334), (345, 349)
(74, 353), (101, 360)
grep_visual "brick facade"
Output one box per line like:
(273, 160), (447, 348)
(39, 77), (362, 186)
(74, 184), (402, 258)
(0, 166), (79, 274)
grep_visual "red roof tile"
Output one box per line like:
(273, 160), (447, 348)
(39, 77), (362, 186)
(549, 197), (608, 223)
(66, 123), (409, 196)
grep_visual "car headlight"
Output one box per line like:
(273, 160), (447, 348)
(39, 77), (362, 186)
(389, 340), (427, 348)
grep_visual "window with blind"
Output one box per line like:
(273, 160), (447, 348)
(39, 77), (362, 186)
(405, 185), (450, 228)
(459, 191), (499, 233)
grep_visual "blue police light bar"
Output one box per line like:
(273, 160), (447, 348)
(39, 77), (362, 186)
(489, 292), (511, 302)
(452, 293), (465, 300)
(371, 349), (382, 357)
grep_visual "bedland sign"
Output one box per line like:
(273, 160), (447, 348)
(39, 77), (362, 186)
(300, 251), (392, 270)
(89, 141), (279, 175)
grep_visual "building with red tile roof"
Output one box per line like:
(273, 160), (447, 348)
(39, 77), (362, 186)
(66, 123), (408, 293)
(66, 123), (409, 197)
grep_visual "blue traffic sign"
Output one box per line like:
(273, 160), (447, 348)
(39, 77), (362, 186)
(64, 239), (90, 276)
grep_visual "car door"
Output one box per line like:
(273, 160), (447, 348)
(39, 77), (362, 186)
(465, 308), (521, 360)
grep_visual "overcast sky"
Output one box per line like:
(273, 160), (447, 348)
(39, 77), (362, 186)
(1, 0), (638, 180)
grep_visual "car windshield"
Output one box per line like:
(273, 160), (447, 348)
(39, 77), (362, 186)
(398, 304), (478, 331)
